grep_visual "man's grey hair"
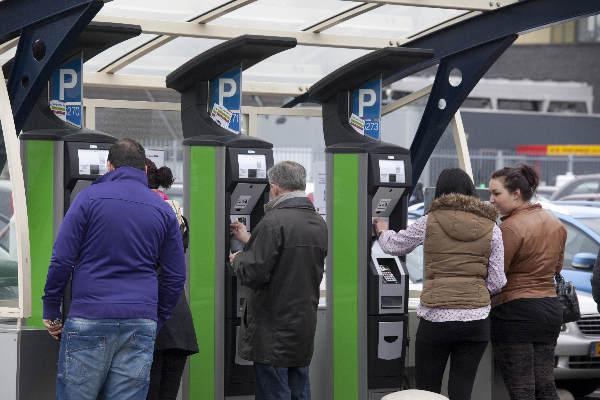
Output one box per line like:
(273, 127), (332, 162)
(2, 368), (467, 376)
(267, 161), (306, 191)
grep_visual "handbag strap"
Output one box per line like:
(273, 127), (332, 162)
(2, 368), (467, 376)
(554, 272), (565, 284)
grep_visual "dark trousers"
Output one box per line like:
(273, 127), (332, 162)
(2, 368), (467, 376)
(147, 350), (188, 400)
(415, 319), (489, 400)
(254, 362), (310, 400)
(493, 342), (558, 400)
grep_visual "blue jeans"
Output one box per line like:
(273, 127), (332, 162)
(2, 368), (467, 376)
(56, 317), (157, 400)
(254, 363), (311, 400)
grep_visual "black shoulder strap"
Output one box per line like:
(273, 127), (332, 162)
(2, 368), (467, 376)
(181, 215), (190, 253)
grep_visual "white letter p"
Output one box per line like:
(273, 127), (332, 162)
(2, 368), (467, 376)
(59, 69), (77, 101)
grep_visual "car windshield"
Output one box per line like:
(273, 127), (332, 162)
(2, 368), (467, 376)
(577, 217), (600, 236)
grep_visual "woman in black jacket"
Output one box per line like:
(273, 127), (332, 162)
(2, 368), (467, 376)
(145, 159), (198, 400)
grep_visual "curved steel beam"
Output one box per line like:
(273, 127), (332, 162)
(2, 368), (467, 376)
(395, 0), (600, 186)
(409, 35), (516, 184)
(0, 0), (104, 178)
(0, 0), (102, 41)
(5, 1), (104, 133)
(386, 0), (600, 85)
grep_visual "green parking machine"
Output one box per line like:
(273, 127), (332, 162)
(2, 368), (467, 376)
(298, 47), (433, 399)
(166, 35), (297, 400)
(11, 23), (140, 400)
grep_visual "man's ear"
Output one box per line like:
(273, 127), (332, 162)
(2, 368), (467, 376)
(271, 183), (280, 197)
(107, 160), (115, 172)
(144, 165), (148, 174)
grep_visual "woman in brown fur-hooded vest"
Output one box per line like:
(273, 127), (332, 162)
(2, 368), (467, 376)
(373, 168), (506, 400)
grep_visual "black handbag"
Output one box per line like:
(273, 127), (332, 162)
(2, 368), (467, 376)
(555, 272), (581, 323)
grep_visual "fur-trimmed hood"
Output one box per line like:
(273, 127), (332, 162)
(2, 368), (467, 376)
(427, 193), (498, 242)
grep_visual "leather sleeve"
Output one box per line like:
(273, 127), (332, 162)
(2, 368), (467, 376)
(499, 224), (522, 274)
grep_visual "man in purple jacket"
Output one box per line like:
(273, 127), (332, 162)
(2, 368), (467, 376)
(42, 139), (186, 400)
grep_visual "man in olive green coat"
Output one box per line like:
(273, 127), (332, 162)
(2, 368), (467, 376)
(229, 161), (327, 400)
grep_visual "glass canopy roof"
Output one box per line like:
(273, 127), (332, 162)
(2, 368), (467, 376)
(0, 0), (516, 92)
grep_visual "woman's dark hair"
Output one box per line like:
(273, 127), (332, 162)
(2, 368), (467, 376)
(107, 138), (146, 170)
(434, 168), (475, 199)
(145, 158), (175, 190)
(491, 164), (539, 201)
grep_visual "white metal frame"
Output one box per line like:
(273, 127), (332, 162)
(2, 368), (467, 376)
(83, 72), (310, 96)
(451, 111), (473, 178)
(92, 15), (399, 49)
(81, 85), (476, 181)
(99, 0), (258, 74)
(352, 0), (517, 11)
(0, 69), (31, 318)
(303, 3), (383, 33)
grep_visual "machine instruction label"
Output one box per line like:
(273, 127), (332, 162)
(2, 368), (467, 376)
(211, 103), (236, 132)
(78, 149), (109, 176)
(349, 113), (365, 135)
(379, 160), (405, 183)
(238, 154), (266, 179)
(375, 198), (392, 213)
(234, 195), (252, 210)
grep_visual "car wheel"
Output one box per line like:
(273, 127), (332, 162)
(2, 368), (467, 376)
(556, 379), (600, 397)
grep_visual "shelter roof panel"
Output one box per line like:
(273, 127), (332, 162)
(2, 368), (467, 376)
(243, 45), (370, 84)
(84, 33), (160, 73)
(116, 37), (224, 76)
(120, 37), (370, 85)
(209, 0), (361, 31)
(98, 0), (232, 22)
(326, 5), (465, 37)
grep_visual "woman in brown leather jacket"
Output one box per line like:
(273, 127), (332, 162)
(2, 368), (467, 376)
(489, 164), (566, 400)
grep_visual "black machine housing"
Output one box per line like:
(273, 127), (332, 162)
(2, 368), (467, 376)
(167, 35), (295, 396)
(366, 150), (411, 389)
(224, 144), (273, 396)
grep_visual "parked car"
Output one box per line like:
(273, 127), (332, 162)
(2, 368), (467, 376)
(555, 291), (600, 396)
(559, 193), (600, 202)
(407, 202), (424, 218)
(536, 185), (558, 201)
(542, 202), (600, 293)
(405, 203), (600, 397)
(551, 174), (600, 201)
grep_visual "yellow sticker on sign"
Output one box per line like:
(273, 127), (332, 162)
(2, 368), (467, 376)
(547, 145), (600, 156)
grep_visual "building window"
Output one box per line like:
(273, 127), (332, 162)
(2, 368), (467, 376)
(578, 15), (600, 42)
(498, 99), (543, 112)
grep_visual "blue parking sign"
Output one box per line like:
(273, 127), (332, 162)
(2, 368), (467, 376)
(352, 78), (381, 140)
(210, 67), (242, 133)
(51, 56), (83, 128)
